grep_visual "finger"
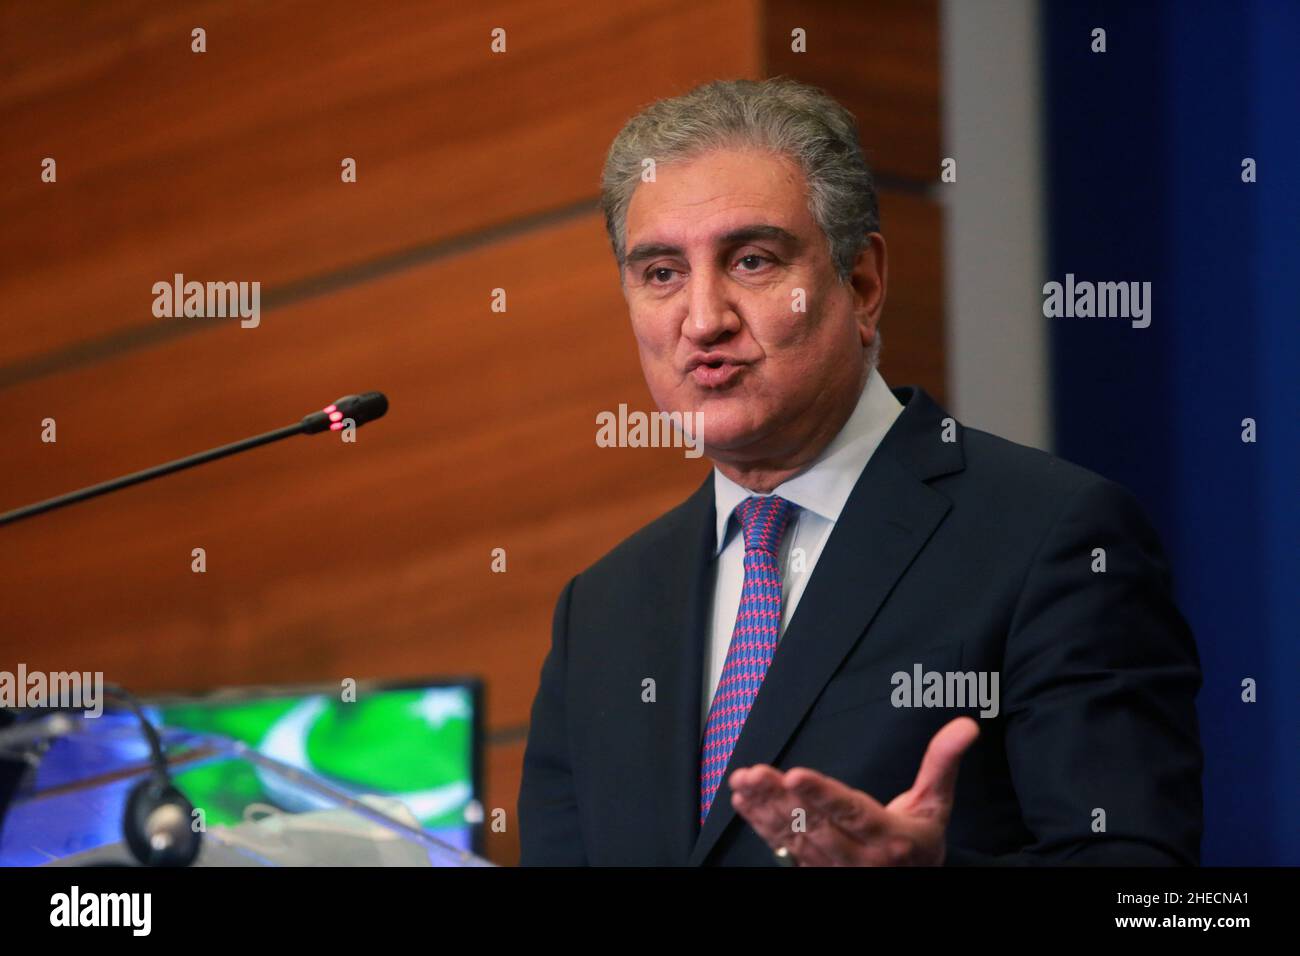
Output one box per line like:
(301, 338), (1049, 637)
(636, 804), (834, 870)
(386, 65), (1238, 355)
(784, 767), (889, 840)
(729, 764), (786, 811)
(730, 766), (804, 846)
(729, 764), (783, 799)
(785, 770), (912, 865)
(782, 769), (931, 864)
(909, 716), (981, 811)
(783, 829), (840, 867)
(791, 818), (870, 866)
(732, 788), (803, 850)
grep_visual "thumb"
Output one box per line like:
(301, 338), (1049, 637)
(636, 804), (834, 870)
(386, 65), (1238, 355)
(909, 716), (981, 813)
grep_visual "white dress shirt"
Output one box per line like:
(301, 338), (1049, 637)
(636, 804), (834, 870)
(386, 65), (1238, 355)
(701, 369), (904, 731)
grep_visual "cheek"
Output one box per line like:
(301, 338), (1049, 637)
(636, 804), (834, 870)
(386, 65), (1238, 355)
(750, 300), (818, 357)
(766, 289), (851, 352)
(629, 306), (680, 368)
(750, 299), (849, 384)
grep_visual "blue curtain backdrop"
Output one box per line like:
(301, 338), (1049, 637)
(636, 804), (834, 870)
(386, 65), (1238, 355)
(1042, 0), (1299, 865)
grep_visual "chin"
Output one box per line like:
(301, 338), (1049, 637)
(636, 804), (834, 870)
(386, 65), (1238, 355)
(692, 412), (765, 454)
(654, 389), (764, 450)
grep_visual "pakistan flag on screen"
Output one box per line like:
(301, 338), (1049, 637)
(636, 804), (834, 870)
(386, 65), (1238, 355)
(158, 688), (473, 831)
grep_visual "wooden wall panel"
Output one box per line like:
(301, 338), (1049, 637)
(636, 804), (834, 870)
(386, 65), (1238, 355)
(765, 0), (941, 183)
(485, 737), (525, 865)
(877, 189), (945, 404)
(0, 0), (762, 371)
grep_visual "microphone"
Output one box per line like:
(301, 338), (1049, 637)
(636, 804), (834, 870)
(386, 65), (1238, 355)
(0, 391), (388, 527)
(298, 391), (389, 434)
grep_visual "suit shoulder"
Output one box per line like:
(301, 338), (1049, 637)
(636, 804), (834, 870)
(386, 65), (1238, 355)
(958, 424), (1111, 501)
(948, 424), (1154, 536)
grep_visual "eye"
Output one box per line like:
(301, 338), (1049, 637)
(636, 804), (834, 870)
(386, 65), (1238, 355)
(734, 253), (772, 273)
(644, 266), (679, 285)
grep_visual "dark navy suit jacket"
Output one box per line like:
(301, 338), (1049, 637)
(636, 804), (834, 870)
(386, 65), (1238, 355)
(518, 386), (1203, 865)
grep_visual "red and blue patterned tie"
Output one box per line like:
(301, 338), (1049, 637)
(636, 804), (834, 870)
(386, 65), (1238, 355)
(700, 494), (798, 824)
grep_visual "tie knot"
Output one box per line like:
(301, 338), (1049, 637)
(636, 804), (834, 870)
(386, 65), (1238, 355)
(736, 495), (797, 554)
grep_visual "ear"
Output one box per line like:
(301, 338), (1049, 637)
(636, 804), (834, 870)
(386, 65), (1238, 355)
(848, 232), (887, 350)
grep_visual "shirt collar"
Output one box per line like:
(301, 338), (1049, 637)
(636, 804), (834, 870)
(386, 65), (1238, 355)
(712, 369), (904, 555)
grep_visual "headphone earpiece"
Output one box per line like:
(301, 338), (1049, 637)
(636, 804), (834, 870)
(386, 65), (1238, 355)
(123, 775), (201, 867)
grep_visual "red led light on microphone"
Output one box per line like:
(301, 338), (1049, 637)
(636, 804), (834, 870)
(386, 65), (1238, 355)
(323, 403), (347, 430)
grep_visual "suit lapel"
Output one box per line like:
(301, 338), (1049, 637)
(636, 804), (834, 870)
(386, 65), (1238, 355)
(688, 386), (963, 865)
(639, 475), (716, 864)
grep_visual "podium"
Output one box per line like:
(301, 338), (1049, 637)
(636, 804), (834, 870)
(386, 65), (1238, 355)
(0, 713), (493, 867)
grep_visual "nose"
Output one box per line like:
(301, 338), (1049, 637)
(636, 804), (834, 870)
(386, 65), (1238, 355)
(681, 265), (741, 346)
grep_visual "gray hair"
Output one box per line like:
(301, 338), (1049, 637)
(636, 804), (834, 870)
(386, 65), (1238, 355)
(599, 77), (880, 283)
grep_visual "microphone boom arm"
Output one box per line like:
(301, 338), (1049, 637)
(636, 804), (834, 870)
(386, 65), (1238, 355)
(0, 391), (386, 527)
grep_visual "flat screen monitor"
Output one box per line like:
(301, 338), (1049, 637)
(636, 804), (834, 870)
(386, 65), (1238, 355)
(0, 677), (485, 865)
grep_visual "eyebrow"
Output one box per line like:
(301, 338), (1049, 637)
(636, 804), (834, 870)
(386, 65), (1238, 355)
(623, 223), (801, 268)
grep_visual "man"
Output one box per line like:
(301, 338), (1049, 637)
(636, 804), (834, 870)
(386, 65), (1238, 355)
(518, 78), (1202, 866)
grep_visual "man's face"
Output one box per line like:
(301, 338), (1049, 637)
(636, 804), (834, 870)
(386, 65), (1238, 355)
(621, 147), (883, 467)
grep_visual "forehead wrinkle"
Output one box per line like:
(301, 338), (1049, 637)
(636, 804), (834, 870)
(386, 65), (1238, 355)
(624, 153), (815, 268)
(626, 215), (801, 262)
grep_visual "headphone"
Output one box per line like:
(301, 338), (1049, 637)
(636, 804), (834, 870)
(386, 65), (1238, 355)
(107, 685), (202, 867)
